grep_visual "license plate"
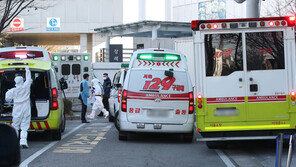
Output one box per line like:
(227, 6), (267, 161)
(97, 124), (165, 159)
(214, 109), (239, 116)
(147, 110), (169, 118)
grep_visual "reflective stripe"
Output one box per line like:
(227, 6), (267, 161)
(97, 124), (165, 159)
(205, 124), (290, 131)
(44, 121), (50, 130)
(36, 122), (42, 130)
(30, 123), (34, 129)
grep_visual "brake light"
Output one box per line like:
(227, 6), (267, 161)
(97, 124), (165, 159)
(213, 23), (218, 29)
(191, 20), (198, 29)
(118, 90), (122, 103)
(291, 91), (296, 101)
(197, 94), (203, 109)
(52, 88), (58, 110)
(189, 92), (194, 114)
(121, 90), (127, 112)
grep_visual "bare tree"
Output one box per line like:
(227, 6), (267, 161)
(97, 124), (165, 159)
(263, 0), (296, 17)
(0, 0), (36, 34)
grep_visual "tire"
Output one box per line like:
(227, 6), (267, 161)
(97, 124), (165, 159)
(51, 129), (62, 141)
(109, 115), (114, 122)
(206, 141), (227, 149)
(183, 132), (194, 143)
(61, 113), (66, 133)
(114, 111), (120, 131)
(118, 131), (127, 141)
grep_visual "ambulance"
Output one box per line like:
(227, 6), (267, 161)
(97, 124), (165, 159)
(0, 47), (67, 140)
(191, 16), (296, 148)
(117, 49), (194, 142)
(51, 53), (91, 98)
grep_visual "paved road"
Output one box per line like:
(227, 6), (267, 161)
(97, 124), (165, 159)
(19, 118), (296, 167)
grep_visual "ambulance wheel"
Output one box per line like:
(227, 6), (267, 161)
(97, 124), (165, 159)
(51, 129), (62, 141)
(109, 115), (114, 122)
(182, 132), (194, 143)
(114, 111), (120, 131)
(61, 113), (66, 133)
(118, 131), (127, 141)
(206, 141), (227, 149)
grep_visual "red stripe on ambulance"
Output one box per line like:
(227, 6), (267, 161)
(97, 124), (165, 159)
(248, 95), (286, 103)
(127, 91), (189, 101)
(207, 97), (245, 104)
(44, 121), (50, 130)
(30, 123), (34, 129)
(36, 122), (42, 130)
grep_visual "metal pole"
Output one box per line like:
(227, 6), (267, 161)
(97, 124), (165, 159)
(246, 0), (260, 18)
(105, 35), (110, 62)
(277, 133), (284, 167)
(286, 135), (294, 167)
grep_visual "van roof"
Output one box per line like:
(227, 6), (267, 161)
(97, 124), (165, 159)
(0, 59), (51, 70)
(0, 46), (51, 62)
(130, 48), (188, 71)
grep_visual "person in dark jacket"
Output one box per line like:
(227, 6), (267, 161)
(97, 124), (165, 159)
(79, 74), (90, 123)
(102, 73), (111, 113)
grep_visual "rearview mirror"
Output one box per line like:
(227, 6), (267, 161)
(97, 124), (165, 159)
(59, 78), (68, 90)
(0, 124), (20, 167)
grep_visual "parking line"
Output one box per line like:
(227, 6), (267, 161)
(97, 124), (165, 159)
(215, 149), (236, 167)
(19, 124), (85, 167)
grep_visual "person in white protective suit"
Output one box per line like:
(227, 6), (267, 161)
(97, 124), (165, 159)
(5, 66), (32, 148)
(87, 78), (109, 119)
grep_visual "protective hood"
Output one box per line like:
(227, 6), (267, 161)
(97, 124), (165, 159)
(14, 76), (24, 87)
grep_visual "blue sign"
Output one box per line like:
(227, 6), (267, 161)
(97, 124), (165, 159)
(47, 17), (60, 31)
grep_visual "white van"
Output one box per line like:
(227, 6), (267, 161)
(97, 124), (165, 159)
(117, 49), (194, 142)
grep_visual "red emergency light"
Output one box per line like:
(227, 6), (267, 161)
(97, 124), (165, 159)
(191, 16), (296, 31)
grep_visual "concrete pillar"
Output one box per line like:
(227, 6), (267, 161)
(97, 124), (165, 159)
(87, 34), (92, 60)
(105, 35), (110, 62)
(165, 0), (172, 21)
(80, 34), (87, 53)
(138, 0), (146, 21)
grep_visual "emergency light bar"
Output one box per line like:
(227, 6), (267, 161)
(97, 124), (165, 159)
(137, 53), (181, 61)
(0, 51), (43, 59)
(191, 16), (296, 31)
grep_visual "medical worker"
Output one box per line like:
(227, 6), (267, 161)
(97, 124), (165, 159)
(5, 66), (32, 148)
(79, 74), (90, 123)
(87, 77), (109, 119)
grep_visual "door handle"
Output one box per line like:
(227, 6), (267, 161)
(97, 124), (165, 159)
(239, 78), (243, 82)
(250, 84), (258, 92)
(249, 77), (253, 81)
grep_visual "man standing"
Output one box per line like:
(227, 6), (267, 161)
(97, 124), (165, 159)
(79, 74), (90, 123)
(5, 66), (32, 148)
(102, 73), (111, 113)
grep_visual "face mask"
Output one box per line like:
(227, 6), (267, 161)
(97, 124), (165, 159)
(103, 77), (107, 80)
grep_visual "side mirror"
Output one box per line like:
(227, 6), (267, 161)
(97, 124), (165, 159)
(59, 78), (68, 90)
(0, 124), (20, 167)
(165, 69), (174, 77)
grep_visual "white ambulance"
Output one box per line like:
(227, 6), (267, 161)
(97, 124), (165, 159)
(51, 53), (91, 99)
(117, 49), (194, 142)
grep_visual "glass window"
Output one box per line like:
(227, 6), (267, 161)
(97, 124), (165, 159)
(72, 64), (81, 75)
(61, 64), (70, 75)
(113, 71), (121, 84)
(246, 31), (284, 70)
(205, 33), (243, 76)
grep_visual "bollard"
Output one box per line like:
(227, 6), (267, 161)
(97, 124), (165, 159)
(286, 135), (295, 167)
(276, 133), (284, 167)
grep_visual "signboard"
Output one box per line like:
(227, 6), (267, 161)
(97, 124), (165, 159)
(46, 17), (60, 31)
(109, 44), (123, 62)
(10, 18), (24, 32)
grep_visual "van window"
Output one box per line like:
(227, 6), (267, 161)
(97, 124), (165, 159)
(246, 31), (284, 70)
(72, 64), (81, 75)
(62, 64), (70, 75)
(205, 33), (243, 76)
